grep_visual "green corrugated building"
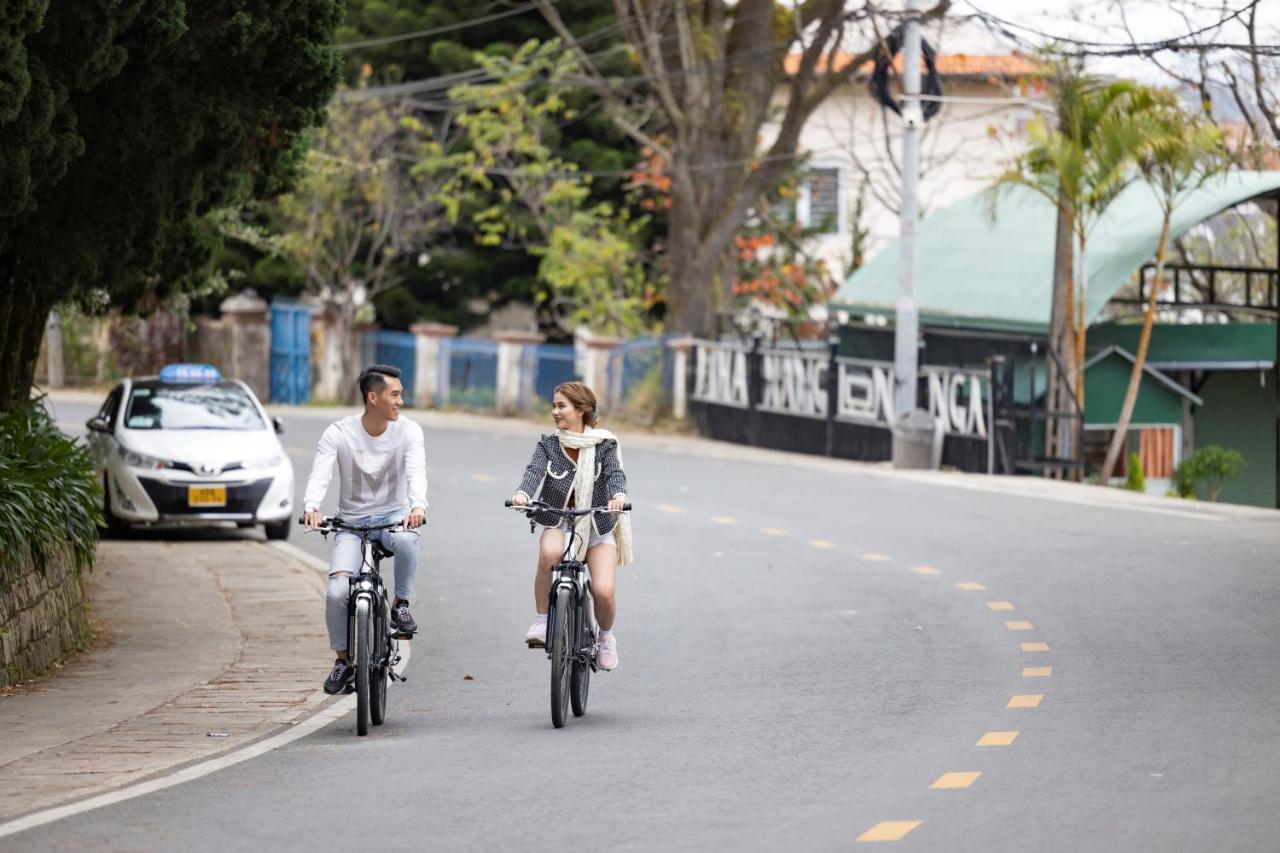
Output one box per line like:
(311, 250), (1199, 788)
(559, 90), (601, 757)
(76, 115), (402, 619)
(835, 172), (1280, 508)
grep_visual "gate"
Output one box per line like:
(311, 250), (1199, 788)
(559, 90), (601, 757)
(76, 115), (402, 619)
(361, 330), (418, 406)
(270, 301), (311, 404)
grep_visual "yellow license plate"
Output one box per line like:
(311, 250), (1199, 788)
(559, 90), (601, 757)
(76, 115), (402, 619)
(188, 486), (227, 508)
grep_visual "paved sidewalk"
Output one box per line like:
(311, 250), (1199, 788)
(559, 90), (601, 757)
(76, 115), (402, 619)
(0, 538), (333, 821)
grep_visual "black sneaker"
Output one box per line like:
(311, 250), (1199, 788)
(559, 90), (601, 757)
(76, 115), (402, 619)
(391, 601), (418, 635)
(323, 659), (355, 694)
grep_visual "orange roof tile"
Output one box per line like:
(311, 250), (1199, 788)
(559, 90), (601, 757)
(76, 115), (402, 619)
(783, 52), (1044, 78)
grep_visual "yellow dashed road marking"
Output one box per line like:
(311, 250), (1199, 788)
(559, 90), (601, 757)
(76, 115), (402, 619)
(986, 601), (1015, 611)
(930, 772), (981, 789)
(956, 581), (986, 591)
(1021, 642), (1050, 652)
(977, 731), (1019, 747)
(857, 821), (922, 842)
(1023, 666), (1052, 677)
(861, 552), (890, 561)
(657, 504), (685, 514)
(711, 515), (737, 525)
(1005, 620), (1034, 631)
(1008, 694), (1044, 708)
(911, 566), (941, 575)
(469, 473), (495, 482)
(761, 527), (788, 536)
(809, 539), (835, 549)
(286, 445), (312, 455)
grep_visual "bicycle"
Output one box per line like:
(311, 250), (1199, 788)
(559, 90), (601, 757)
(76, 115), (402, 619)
(303, 515), (410, 736)
(504, 499), (631, 728)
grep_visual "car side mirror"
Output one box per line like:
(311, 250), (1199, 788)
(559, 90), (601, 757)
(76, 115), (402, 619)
(86, 416), (110, 433)
(272, 416), (285, 435)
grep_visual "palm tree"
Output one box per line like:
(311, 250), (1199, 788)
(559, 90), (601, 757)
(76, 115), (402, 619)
(1097, 96), (1230, 484)
(990, 72), (1149, 476)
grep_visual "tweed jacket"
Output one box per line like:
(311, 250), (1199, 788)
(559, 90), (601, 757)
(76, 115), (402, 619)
(515, 433), (628, 533)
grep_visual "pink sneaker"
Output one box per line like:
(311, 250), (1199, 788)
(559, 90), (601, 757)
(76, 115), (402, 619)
(596, 633), (618, 671)
(526, 619), (547, 648)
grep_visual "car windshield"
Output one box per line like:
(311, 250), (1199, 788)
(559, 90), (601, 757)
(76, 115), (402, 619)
(123, 382), (266, 431)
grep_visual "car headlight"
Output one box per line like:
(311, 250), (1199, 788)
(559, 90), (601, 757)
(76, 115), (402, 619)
(244, 455), (285, 470)
(119, 447), (173, 470)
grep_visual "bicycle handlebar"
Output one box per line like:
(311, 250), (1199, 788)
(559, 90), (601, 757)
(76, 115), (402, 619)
(298, 515), (405, 535)
(504, 499), (632, 515)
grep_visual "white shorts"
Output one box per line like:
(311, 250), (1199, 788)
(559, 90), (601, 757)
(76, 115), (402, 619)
(540, 519), (616, 551)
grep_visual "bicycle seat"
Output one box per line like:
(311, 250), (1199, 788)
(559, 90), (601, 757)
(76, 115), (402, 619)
(371, 542), (394, 562)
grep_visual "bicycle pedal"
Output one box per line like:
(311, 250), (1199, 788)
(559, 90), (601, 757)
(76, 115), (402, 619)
(342, 683), (356, 694)
(392, 631), (414, 640)
(526, 639), (545, 649)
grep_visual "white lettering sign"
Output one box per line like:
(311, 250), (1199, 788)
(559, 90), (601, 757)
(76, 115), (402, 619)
(761, 351), (828, 418)
(692, 345), (749, 408)
(837, 361), (897, 426)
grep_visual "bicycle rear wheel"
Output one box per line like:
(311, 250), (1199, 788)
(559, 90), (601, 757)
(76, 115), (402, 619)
(370, 605), (387, 726)
(354, 597), (371, 736)
(549, 586), (572, 728)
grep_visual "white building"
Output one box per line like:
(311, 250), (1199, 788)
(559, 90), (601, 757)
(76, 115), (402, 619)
(764, 28), (1046, 284)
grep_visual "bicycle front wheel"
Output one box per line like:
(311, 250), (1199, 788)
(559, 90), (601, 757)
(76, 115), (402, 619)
(549, 587), (572, 729)
(354, 597), (371, 736)
(371, 607), (388, 726)
(571, 606), (590, 717)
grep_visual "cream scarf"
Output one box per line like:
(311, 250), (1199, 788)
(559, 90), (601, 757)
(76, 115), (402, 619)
(557, 427), (633, 566)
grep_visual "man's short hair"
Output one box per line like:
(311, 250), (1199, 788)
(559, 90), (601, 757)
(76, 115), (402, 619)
(358, 364), (402, 402)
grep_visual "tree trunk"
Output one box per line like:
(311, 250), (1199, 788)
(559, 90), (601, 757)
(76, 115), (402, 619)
(1098, 210), (1173, 484)
(1045, 195), (1076, 474)
(332, 296), (362, 406)
(0, 267), (55, 411)
(1074, 231), (1089, 409)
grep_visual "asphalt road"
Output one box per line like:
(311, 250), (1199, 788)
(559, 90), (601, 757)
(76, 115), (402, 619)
(20, 397), (1280, 851)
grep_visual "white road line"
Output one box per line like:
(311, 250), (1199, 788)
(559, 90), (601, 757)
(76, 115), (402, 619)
(0, 645), (409, 840)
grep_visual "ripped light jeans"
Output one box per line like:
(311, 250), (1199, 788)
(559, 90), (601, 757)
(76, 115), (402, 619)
(325, 512), (419, 652)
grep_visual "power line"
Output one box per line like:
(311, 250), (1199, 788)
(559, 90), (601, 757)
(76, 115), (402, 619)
(963, 0), (1279, 57)
(336, 3), (548, 50)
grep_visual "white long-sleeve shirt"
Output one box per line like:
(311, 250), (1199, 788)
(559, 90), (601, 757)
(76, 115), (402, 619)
(303, 416), (427, 518)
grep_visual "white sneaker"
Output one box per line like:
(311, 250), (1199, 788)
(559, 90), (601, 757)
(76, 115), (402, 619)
(597, 633), (618, 670)
(526, 619), (547, 648)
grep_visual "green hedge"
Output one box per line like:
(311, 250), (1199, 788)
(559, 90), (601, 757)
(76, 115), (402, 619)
(0, 399), (103, 571)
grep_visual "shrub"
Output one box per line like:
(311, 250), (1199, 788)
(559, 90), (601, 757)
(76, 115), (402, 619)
(1173, 445), (1245, 502)
(1124, 452), (1145, 492)
(0, 399), (103, 571)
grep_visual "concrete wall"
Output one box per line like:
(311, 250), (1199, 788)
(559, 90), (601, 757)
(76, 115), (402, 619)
(1, 542), (90, 687)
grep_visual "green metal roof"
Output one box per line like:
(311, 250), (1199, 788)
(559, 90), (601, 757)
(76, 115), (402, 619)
(834, 171), (1280, 331)
(1089, 322), (1276, 369)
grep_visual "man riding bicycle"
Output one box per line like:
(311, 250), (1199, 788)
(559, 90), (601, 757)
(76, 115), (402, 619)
(303, 364), (427, 694)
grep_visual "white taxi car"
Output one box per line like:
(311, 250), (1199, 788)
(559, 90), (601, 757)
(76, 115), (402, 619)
(86, 364), (295, 539)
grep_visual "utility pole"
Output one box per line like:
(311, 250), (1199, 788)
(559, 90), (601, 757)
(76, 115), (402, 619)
(893, 0), (923, 423)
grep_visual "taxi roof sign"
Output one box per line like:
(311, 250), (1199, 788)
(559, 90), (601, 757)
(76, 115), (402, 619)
(159, 364), (222, 384)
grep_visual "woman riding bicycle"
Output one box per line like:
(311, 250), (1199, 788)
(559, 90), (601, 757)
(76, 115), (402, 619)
(510, 381), (632, 670)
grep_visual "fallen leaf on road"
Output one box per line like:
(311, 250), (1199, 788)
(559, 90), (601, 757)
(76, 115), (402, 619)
(463, 675), (475, 681)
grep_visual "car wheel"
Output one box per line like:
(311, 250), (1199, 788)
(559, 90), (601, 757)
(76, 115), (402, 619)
(264, 519), (291, 541)
(102, 475), (130, 538)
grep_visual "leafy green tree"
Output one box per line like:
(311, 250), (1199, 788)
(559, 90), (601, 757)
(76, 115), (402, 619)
(278, 89), (460, 402)
(1098, 94), (1229, 484)
(442, 41), (653, 334)
(0, 1), (341, 410)
(336, 0), (641, 334)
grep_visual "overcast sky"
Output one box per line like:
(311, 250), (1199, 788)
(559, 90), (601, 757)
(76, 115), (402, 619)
(936, 0), (1280, 81)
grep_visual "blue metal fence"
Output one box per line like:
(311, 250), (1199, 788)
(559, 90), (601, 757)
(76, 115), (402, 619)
(270, 301), (311, 404)
(443, 336), (498, 409)
(608, 336), (671, 412)
(362, 330), (417, 406)
(530, 343), (578, 404)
